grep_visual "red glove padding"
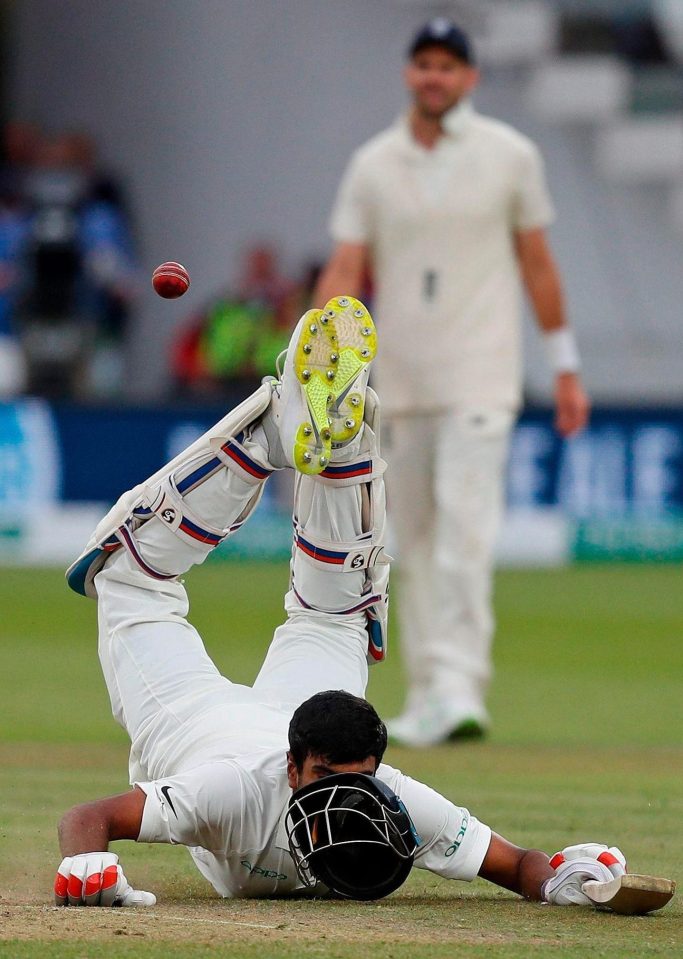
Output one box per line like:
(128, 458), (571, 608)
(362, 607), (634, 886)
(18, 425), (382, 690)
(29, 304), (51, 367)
(54, 852), (156, 907)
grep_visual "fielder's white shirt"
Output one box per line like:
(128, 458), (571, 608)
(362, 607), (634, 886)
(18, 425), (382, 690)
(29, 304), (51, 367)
(136, 742), (491, 899)
(329, 101), (555, 414)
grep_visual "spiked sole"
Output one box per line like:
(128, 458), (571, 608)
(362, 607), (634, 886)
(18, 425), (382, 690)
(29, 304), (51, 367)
(324, 296), (377, 444)
(290, 297), (376, 475)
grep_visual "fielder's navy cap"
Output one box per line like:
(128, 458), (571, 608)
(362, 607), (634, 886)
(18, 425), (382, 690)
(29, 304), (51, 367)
(408, 18), (475, 64)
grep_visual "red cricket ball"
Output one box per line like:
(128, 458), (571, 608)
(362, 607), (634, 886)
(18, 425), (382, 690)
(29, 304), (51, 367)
(152, 261), (190, 299)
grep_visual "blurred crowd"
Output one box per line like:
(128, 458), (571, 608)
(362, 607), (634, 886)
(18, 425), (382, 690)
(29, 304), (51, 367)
(0, 119), (335, 406)
(0, 120), (139, 401)
(561, 4), (672, 64)
(170, 246), (329, 402)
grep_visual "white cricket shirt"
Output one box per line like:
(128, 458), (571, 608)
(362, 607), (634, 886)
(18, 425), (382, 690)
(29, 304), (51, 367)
(329, 101), (555, 414)
(136, 740), (491, 898)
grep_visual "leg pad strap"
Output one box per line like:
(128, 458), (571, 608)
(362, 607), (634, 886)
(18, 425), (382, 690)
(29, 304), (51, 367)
(314, 454), (386, 488)
(140, 475), (234, 548)
(293, 526), (388, 573)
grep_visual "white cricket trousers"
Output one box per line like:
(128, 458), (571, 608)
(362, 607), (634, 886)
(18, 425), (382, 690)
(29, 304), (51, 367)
(95, 430), (372, 784)
(385, 408), (515, 719)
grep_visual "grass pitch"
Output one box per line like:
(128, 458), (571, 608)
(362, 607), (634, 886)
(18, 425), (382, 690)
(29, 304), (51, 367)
(1, 562), (681, 958)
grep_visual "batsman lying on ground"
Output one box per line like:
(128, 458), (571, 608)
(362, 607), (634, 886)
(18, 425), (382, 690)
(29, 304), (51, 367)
(57, 297), (675, 914)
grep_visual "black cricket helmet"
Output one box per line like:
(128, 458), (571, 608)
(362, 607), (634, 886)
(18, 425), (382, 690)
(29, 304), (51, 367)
(285, 772), (419, 900)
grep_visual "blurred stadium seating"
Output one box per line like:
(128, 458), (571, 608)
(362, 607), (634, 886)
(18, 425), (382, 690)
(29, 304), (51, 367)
(1, 0), (682, 567)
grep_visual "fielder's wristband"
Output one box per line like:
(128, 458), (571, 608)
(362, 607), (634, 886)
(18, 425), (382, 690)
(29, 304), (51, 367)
(543, 327), (581, 374)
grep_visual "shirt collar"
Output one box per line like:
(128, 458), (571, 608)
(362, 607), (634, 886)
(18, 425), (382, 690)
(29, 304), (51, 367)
(442, 98), (474, 138)
(396, 98), (474, 155)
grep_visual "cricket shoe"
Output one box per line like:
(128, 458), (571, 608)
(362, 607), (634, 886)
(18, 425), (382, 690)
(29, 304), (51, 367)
(386, 701), (489, 748)
(268, 296), (377, 475)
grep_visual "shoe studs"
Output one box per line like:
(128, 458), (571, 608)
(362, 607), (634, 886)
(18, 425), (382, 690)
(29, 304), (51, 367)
(290, 297), (373, 475)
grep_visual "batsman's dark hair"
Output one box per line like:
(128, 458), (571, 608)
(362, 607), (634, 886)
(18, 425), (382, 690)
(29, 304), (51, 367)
(288, 690), (388, 770)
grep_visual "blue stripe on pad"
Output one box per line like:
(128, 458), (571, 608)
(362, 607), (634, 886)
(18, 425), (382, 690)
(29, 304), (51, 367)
(177, 456), (223, 493)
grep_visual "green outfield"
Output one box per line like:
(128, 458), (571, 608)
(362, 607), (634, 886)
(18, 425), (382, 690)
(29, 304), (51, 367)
(1, 563), (681, 958)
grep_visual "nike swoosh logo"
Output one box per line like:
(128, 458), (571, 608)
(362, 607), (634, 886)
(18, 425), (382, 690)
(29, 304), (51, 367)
(160, 784), (178, 818)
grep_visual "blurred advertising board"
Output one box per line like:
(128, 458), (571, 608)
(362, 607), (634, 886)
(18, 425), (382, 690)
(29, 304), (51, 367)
(0, 398), (62, 555)
(508, 410), (683, 563)
(1, 401), (682, 565)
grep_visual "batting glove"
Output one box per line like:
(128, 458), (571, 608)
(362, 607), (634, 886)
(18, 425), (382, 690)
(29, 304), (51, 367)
(54, 852), (157, 907)
(543, 842), (627, 907)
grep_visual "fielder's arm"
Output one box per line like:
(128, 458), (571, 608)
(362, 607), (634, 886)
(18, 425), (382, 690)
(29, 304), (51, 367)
(514, 227), (590, 437)
(313, 241), (369, 308)
(478, 832), (553, 900)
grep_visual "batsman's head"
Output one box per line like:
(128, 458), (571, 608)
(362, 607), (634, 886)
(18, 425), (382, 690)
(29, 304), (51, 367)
(285, 690), (418, 900)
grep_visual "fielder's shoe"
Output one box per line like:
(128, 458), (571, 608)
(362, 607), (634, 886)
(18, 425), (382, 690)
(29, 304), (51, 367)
(386, 701), (488, 748)
(268, 296), (377, 475)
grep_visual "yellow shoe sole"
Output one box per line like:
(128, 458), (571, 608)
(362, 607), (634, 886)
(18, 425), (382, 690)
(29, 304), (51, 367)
(291, 297), (376, 475)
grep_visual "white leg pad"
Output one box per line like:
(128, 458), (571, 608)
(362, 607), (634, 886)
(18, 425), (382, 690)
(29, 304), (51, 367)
(140, 473), (254, 548)
(67, 381), (274, 597)
(290, 419), (390, 664)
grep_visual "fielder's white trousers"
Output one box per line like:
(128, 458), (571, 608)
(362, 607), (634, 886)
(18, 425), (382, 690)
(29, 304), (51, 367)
(95, 432), (371, 784)
(385, 408), (515, 721)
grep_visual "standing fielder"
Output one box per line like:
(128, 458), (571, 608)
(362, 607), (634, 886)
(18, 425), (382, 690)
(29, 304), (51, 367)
(54, 296), (672, 914)
(314, 19), (591, 746)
